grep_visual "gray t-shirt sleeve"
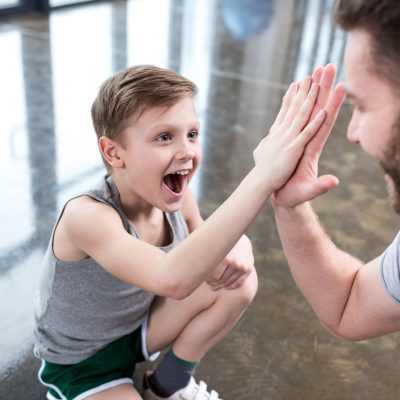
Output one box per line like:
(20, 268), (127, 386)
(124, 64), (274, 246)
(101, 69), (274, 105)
(380, 231), (400, 304)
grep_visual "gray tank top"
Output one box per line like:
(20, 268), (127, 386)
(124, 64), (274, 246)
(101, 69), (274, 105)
(33, 175), (189, 364)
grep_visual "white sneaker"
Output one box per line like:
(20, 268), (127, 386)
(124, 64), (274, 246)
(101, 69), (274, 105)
(142, 372), (222, 400)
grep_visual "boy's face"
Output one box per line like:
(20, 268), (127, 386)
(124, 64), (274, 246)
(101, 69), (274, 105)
(344, 30), (400, 211)
(118, 96), (202, 213)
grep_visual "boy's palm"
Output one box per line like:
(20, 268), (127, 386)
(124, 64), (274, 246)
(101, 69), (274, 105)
(253, 75), (328, 193)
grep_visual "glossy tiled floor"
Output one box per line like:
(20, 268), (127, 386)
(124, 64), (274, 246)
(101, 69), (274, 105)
(1, 0), (399, 399)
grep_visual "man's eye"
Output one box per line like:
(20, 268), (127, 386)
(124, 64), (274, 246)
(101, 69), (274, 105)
(157, 133), (171, 142)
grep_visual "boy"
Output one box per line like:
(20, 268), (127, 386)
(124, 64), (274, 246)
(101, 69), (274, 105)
(33, 64), (341, 400)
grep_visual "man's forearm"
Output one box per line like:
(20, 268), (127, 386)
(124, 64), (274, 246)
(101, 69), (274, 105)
(272, 201), (363, 331)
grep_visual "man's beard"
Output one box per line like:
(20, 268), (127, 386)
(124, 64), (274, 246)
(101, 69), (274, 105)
(380, 116), (400, 214)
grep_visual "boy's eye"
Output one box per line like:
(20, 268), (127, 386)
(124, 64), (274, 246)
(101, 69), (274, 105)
(157, 133), (171, 142)
(188, 130), (199, 140)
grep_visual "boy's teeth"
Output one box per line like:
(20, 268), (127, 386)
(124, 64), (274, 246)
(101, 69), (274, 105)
(174, 170), (189, 175)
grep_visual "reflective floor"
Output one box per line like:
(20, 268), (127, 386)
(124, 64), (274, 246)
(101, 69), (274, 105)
(1, 0), (399, 399)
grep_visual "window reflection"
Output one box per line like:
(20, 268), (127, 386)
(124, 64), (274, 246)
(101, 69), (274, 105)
(50, 4), (112, 193)
(0, 0), (19, 8)
(50, 0), (96, 7)
(294, 0), (346, 81)
(127, 0), (170, 67)
(0, 30), (33, 253)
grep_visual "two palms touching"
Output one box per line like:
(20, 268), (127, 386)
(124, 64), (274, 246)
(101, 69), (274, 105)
(273, 64), (346, 208)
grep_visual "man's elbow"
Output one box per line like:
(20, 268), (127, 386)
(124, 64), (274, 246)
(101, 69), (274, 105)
(321, 320), (370, 342)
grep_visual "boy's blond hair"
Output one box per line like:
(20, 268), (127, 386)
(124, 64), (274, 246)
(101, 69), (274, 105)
(91, 65), (198, 170)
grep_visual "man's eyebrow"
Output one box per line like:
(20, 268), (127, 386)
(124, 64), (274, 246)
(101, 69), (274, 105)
(344, 88), (358, 101)
(344, 89), (366, 109)
(345, 88), (353, 98)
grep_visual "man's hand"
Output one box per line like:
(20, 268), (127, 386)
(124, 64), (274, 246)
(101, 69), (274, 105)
(206, 235), (254, 290)
(272, 64), (346, 209)
(252, 76), (328, 194)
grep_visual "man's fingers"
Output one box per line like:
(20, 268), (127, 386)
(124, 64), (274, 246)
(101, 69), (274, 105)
(280, 174), (340, 208)
(299, 175), (339, 204)
(312, 65), (324, 84)
(310, 64), (337, 120)
(325, 82), (346, 123)
(320, 64), (337, 89)
(314, 174), (340, 194)
(306, 82), (346, 155)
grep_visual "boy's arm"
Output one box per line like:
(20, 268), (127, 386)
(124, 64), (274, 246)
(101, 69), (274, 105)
(62, 75), (329, 300)
(182, 189), (254, 290)
(272, 202), (400, 340)
(181, 188), (203, 232)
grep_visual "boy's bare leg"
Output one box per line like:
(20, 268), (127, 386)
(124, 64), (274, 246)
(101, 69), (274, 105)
(86, 383), (142, 400)
(146, 268), (258, 361)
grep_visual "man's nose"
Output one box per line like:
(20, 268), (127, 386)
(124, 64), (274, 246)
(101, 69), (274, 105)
(347, 114), (360, 144)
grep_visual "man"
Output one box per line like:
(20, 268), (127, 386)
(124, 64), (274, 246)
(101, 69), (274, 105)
(272, 0), (400, 340)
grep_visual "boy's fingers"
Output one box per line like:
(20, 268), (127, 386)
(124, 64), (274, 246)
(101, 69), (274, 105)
(226, 275), (248, 290)
(296, 109), (327, 146)
(224, 270), (246, 287)
(289, 82), (320, 134)
(275, 83), (297, 125)
(206, 261), (228, 283)
(213, 270), (243, 290)
(283, 76), (312, 127)
(212, 264), (236, 285)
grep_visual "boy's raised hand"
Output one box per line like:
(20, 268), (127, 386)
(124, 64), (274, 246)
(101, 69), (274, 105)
(252, 75), (327, 194)
(272, 64), (346, 208)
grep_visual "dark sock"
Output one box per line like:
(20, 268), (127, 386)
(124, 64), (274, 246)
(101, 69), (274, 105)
(148, 348), (199, 397)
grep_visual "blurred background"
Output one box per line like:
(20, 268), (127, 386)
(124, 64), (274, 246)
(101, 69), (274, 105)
(1, 0), (399, 399)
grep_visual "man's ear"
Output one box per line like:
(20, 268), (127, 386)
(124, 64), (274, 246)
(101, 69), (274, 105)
(98, 136), (124, 169)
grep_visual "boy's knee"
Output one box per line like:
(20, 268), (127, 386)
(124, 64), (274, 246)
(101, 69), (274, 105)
(232, 267), (258, 307)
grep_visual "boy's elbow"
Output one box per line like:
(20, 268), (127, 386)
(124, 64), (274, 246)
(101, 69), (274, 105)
(168, 288), (192, 300)
(158, 275), (193, 300)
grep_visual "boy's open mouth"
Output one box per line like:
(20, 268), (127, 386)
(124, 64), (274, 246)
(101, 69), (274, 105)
(163, 170), (190, 194)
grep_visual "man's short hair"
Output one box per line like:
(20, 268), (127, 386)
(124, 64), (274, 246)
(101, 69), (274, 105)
(334, 0), (400, 90)
(91, 65), (198, 146)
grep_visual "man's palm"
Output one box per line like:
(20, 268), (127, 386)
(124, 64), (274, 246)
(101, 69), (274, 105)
(274, 65), (346, 208)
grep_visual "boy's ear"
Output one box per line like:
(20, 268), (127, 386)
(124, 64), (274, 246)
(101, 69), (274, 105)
(98, 136), (124, 168)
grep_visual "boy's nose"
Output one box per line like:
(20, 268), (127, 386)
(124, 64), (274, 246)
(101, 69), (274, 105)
(175, 140), (196, 160)
(175, 148), (195, 161)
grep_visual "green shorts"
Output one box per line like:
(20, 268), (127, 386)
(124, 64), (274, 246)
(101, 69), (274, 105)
(37, 323), (159, 400)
